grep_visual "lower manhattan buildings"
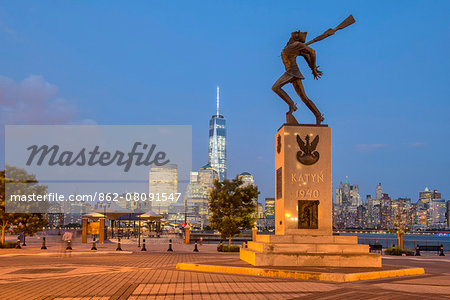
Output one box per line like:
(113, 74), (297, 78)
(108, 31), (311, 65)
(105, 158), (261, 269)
(184, 164), (218, 228)
(333, 180), (449, 230)
(256, 197), (275, 231)
(144, 87), (260, 228)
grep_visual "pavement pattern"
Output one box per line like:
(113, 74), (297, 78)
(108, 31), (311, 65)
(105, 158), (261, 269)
(0, 236), (449, 299)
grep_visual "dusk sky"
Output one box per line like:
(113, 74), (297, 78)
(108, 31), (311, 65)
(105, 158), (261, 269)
(0, 1), (449, 203)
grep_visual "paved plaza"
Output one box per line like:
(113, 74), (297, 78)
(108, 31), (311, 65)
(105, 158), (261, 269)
(0, 236), (449, 299)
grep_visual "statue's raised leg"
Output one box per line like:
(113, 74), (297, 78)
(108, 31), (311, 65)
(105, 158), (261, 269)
(292, 80), (324, 124)
(272, 74), (298, 115)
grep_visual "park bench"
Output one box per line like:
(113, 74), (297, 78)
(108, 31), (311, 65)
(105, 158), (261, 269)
(369, 244), (382, 253)
(415, 245), (445, 256)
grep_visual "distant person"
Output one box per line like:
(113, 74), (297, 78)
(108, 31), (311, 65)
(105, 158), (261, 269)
(59, 231), (73, 257)
(62, 231), (72, 242)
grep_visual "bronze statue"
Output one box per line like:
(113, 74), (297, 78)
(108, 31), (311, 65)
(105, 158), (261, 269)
(272, 15), (355, 125)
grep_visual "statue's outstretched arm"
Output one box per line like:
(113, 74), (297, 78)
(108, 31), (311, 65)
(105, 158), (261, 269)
(304, 47), (322, 80)
(304, 47), (317, 71)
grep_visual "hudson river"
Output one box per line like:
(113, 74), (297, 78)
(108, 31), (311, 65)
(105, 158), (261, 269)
(338, 232), (450, 250)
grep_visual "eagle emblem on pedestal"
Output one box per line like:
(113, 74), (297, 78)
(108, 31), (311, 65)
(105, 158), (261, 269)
(296, 134), (320, 165)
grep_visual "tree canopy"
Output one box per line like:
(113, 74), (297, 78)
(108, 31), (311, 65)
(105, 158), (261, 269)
(1, 167), (49, 244)
(208, 176), (259, 246)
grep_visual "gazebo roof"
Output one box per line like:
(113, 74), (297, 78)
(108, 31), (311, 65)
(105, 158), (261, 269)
(82, 212), (105, 221)
(138, 210), (163, 221)
(115, 213), (142, 221)
(93, 203), (133, 220)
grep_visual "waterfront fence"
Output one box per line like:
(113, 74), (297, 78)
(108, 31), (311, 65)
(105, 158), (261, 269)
(358, 237), (450, 251)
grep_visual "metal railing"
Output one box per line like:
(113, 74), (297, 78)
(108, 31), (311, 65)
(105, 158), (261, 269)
(357, 237), (450, 251)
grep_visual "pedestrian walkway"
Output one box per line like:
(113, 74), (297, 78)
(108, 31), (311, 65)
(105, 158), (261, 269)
(0, 237), (449, 299)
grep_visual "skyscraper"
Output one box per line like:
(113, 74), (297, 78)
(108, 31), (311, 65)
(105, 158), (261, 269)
(257, 203), (264, 219)
(265, 197), (275, 219)
(335, 177), (357, 206)
(419, 187), (432, 204)
(350, 184), (362, 206)
(446, 201), (450, 228)
(419, 187), (441, 204)
(208, 86), (227, 181)
(376, 182), (383, 200)
(335, 182), (344, 206)
(429, 198), (446, 227)
(379, 193), (392, 229)
(238, 172), (254, 186)
(333, 177), (367, 229)
(238, 172), (258, 219)
(343, 177), (350, 205)
(148, 164), (178, 214)
(184, 163), (218, 228)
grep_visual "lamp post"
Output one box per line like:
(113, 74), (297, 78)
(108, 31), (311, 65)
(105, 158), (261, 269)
(184, 196), (187, 226)
(58, 204), (62, 235)
(104, 204), (107, 239)
(97, 202), (110, 240)
(138, 201), (141, 248)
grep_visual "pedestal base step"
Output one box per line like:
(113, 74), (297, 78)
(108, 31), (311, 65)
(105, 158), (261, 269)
(176, 262), (424, 282)
(240, 248), (381, 268)
(255, 234), (357, 244)
(247, 241), (369, 254)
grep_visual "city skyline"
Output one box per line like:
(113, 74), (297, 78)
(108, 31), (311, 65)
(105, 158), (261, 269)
(334, 177), (445, 204)
(0, 1), (449, 202)
(333, 177), (448, 230)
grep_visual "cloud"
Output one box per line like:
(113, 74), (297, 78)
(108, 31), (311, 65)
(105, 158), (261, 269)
(409, 142), (427, 148)
(355, 144), (387, 152)
(0, 75), (93, 125)
(0, 20), (15, 37)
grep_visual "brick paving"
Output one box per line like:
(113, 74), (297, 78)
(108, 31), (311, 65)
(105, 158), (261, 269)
(0, 237), (449, 299)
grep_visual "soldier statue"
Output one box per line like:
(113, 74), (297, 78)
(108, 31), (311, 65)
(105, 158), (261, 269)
(272, 30), (324, 125)
(272, 15), (355, 125)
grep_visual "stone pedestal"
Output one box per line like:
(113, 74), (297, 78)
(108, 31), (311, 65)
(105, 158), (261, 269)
(240, 124), (381, 268)
(274, 125), (332, 236)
